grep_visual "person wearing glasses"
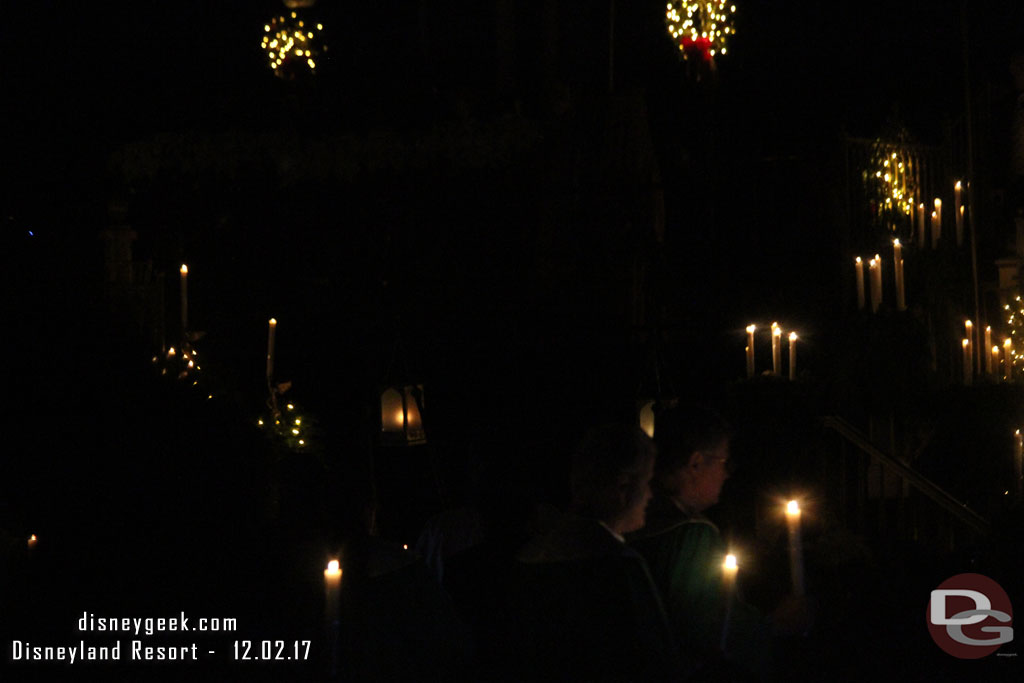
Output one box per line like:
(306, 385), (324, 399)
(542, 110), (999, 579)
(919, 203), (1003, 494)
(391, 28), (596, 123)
(630, 405), (809, 681)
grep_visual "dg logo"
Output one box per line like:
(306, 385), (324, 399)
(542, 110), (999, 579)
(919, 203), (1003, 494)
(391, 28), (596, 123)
(927, 573), (1014, 659)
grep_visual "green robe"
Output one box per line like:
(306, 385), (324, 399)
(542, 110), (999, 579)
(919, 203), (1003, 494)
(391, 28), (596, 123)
(629, 495), (771, 677)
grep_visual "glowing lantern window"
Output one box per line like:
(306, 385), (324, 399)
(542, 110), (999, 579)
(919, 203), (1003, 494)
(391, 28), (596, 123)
(380, 385), (427, 446)
(639, 400), (656, 438)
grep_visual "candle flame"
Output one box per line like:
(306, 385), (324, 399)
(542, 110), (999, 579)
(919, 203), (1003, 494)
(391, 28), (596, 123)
(893, 239), (900, 247)
(180, 264), (188, 274)
(325, 559), (341, 577)
(773, 327), (782, 337)
(724, 554), (738, 570)
(269, 318), (277, 326)
(855, 256), (862, 264)
(746, 324), (756, 334)
(786, 500), (800, 515)
(955, 180), (962, 190)
(1005, 339), (1013, 348)
(934, 198), (942, 208)
(963, 339), (969, 348)
(771, 321), (779, 330)
(789, 332), (797, 341)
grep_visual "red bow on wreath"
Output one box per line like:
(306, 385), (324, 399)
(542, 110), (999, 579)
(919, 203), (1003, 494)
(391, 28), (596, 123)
(680, 36), (713, 62)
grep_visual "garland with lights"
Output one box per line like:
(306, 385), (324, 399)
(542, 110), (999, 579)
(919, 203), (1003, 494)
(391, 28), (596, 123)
(863, 137), (918, 233)
(153, 340), (318, 453)
(665, 1), (737, 62)
(261, 11), (325, 79)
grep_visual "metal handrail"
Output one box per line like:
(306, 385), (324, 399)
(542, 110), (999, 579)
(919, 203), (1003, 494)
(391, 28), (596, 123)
(820, 415), (990, 536)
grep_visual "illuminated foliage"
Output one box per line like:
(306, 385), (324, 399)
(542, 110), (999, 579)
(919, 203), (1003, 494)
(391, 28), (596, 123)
(261, 12), (325, 79)
(863, 140), (918, 230)
(665, 1), (737, 62)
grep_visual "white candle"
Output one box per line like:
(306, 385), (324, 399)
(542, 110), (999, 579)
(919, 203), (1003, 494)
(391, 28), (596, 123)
(266, 318), (277, 380)
(771, 323), (782, 375)
(985, 326), (993, 374)
(962, 339), (972, 386)
(868, 258), (881, 313)
(854, 258), (865, 310)
(955, 181), (964, 246)
(180, 264), (189, 338)
(325, 559), (342, 619)
(1006, 339), (1014, 381)
(785, 501), (805, 596)
(893, 240), (905, 311)
(746, 325), (756, 378)
(720, 553), (738, 651)
(965, 320), (974, 375)
(788, 332), (798, 381)
(917, 203), (926, 248)
(934, 198), (943, 241)
(324, 558), (342, 676)
(993, 346), (1001, 379)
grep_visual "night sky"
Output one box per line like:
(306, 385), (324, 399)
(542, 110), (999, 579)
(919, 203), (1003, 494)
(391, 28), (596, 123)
(3, 1), (1024, 679)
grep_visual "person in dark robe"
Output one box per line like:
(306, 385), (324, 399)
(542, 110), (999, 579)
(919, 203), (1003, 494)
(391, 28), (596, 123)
(629, 405), (809, 681)
(507, 423), (681, 681)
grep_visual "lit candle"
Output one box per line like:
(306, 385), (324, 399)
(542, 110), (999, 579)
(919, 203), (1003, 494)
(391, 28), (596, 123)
(27, 534), (38, 551)
(854, 258), (865, 310)
(934, 198), (942, 241)
(771, 323), (782, 375)
(1005, 339), (1014, 382)
(785, 501), (805, 596)
(955, 181), (964, 246)
(917, 203), (926, 248)
(985, 326), (993, 374)
(993, 346), (1001, 379)
(179, 264), (189, 338)
(324, 559), (342, 676)
(788, 332), (798, 381)
(965, 320), (974, 375)
(893, 240), (905, 311)
(931, 211), (939, 249)
(266, 318), (277, 380)
(746, 325), (756, 378)
(868, 257), (882, 313)
(720, 553), (738, 651)
(962, 339), (972, 386)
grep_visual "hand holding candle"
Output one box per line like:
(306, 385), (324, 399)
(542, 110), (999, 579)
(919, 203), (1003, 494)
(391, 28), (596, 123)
(785, 500), (805, 597)
(720, 553), (738, 651)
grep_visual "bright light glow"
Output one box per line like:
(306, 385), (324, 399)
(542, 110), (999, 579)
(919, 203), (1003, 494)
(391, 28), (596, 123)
(786, 500), (800, 516)
(746, 324), (756, 334)
(665, 1), (737, 61)
(261, 13), (323, 78)
(789, 332), (797, 341)
(180, 264), (188, 275)
(724, 553), (737, 570)
(325, 559), (341, 577)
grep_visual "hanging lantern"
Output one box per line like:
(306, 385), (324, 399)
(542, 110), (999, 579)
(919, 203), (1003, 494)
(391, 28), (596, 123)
(636, 398), (678, 439)
(380, 385), (427, 446)
(665, 2), (737, 63)
(261, 9), (325, 80)
(638, 400), (656, 438)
